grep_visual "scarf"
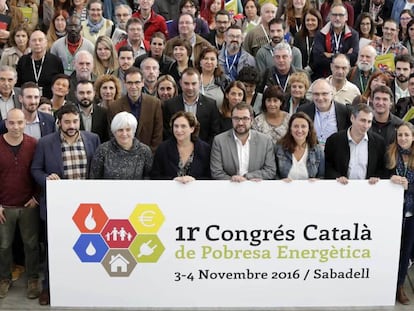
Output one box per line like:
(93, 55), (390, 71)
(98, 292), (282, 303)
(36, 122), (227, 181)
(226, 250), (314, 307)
(87, 17), (104, 34)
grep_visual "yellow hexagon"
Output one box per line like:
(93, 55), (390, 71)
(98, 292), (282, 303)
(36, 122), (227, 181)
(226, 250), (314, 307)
(129, 203), (165, 234)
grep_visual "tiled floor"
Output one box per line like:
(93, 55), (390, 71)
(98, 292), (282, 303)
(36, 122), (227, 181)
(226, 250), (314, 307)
(1, 268), (414, 311)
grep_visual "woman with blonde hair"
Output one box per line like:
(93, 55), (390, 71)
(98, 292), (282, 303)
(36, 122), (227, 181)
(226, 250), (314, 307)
(94, 74), (122, 109)
(283, 71), (311, 114)
(155, 75), (178, 102)
(93, 35), (119, 76)
(285, 0), (310, 36)
(387, 122), (414, 305)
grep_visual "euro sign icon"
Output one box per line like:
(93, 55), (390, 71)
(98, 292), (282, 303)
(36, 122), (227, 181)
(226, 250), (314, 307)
(139, 210), (156, 227)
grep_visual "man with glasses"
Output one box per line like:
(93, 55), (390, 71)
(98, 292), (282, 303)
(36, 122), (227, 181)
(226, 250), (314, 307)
(202, 9), (231, 51)
(372, 19), (408, 57)
(110, 4), (132, 45)
(115, 18), (150, 59)
(298, 78), (351, 147)
(210, 102), (276, 181)
(218, 24), (255, 81)
(312, 3), (359, 79)
(107, 67), (163, 152)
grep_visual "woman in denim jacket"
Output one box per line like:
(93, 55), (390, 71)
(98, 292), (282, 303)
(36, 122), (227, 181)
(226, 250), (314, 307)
(275, 112), (324, 180)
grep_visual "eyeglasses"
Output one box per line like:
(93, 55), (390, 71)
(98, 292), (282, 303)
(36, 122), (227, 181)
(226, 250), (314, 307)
(312, 92), (331, 97)
(331, 13), (346, 17)
(126, 81), (142, 86)
(231, 116), (251, 122)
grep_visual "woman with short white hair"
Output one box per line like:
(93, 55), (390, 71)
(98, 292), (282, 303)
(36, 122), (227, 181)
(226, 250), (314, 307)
(90, 112), (152, 179)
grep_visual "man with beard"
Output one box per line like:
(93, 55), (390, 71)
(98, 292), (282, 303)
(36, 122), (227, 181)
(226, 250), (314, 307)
(114, 46), (135, 95)
(31, 104), (100, 305)
(256, 18), (303, 75)
(163, 67), (219, 144)
(218, 24), (255, 82)
(392, 54), (414, 104)
(243, 2), (277, 57)
(50, 15), (95, 76)
(312, 3), (359, 79)
(210, 102), (276, 181)
(347, 45), (378, 94)
(74, 80), (109, 142)
(66, 51), (96, 104)
(107, 67), (163, 152)
(16, 31), (64, 99)
(395, 73), (414, 119)
(0, 82), (55, 138)
(202, 10), (231, 51)
(370, 85), (403, 146)
(372, 19), (408, 57)
(140, 57), (160, 96)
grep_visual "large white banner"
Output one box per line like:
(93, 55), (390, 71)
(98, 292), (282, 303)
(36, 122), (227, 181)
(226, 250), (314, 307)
(47, 180), (403, 308)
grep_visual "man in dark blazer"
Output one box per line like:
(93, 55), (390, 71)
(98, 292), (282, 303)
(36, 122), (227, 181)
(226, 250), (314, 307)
(107, 66), (163, 152)
(0, 82), (56, 137)
(31, 104), (100, 305)
(324, 104), (386, 183)
(210, 103), (276, 181)
(163, 67), (220, 144)
(0, 66), (21, 121)
(73, 80), (109, 143)
(298, 78), (351, 145)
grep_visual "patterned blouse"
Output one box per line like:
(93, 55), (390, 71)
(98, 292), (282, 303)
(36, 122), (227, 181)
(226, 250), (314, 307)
(252, 113), (290, 145)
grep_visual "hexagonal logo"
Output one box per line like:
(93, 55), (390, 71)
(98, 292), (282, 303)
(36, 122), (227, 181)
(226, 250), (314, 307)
(73, 234), (109, 262)
(101, 249), (137, 277)
(73, 203), (108, 233)
(129, 234), (165, 263)
(101, 219), (137, 248)
(129, 204), (165, 234)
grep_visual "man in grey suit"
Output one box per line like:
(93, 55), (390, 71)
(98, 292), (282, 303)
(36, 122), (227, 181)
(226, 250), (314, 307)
(210, 103), (276, 181)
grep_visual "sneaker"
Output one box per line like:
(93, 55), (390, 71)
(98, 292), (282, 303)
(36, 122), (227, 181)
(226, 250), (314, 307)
(0, 279), (11, 299)
(27, 279), (40, 299)
(11, 265), (25, 281)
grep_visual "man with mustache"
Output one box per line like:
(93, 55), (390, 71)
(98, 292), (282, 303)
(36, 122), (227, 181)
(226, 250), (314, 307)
(75, 80), (109, 143)
(347, 45), (378, 93)
(31, 104), (100, 305)
(392, 54), (414, 104)
(218, 24), (255, 82)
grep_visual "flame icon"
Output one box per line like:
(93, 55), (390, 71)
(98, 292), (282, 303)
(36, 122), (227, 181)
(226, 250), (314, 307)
(85, 242), (96, 256)
(84, 208), (96, 230)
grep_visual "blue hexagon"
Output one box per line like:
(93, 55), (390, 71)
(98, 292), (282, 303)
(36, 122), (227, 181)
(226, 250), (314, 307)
(73, 234), (109, 262)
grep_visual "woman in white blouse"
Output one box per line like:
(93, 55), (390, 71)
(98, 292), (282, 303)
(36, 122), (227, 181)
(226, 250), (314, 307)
(274, 111), (324, 180)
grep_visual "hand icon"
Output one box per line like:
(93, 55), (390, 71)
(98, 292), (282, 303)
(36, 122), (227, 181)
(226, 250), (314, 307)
(137, 240), (157, 258)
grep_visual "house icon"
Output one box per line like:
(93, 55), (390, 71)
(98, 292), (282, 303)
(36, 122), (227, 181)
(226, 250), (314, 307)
(109, 254), (130, 273)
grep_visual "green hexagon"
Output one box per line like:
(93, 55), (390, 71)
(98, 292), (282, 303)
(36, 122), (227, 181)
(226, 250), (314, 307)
(129, 203), (165, 234)
(129, 234), (165, 263)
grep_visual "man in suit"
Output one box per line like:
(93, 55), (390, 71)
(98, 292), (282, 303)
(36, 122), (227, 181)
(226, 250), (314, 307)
(107, 66), (163, 152)
(298, 78), (351, 146)
(31, 104), (100, 305)
(163, 67), (219, 144)
(74, 80), (109, 143)
(210, 102), (276, 181)
(324, 104), (386, 183)
(0, 82), (56, 138)
(0, 65), (21, 121)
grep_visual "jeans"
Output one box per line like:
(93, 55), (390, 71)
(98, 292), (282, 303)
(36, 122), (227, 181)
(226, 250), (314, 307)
(0, 207), (39, 280)
(397, 216), (414, 286)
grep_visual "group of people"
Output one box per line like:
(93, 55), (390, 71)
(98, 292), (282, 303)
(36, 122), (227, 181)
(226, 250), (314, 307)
(1, 0), (414, 307)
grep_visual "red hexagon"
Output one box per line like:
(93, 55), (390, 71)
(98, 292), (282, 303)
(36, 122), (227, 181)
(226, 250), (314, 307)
(72, 203), (109, 233)
(100, 219), (137, 248)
